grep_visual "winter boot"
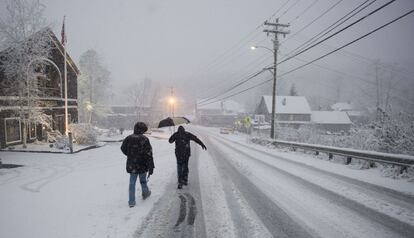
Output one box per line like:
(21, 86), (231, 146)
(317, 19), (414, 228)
(142, 190), (151, 200)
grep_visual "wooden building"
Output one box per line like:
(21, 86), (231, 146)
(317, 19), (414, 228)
(255, 96), (312, 128)
(311, 111), (352, 133)
(97, 105), (162, 129)
(196, 100), (246, 127)
(0, 28), (80, 148)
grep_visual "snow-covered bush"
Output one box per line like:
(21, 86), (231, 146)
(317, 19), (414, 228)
(105, 128), (119, 137)
(54, 136), (70, 150)
(372, 109), (414, 155)
(69, 123), (98, 145)
(273, 125), (380, 152)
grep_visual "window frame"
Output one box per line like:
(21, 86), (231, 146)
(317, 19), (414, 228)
(4, 117), (22, 144)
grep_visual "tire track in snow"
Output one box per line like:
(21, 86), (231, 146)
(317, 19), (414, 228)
(208, 134), (414, 238)
(211, 134), (414, 227)
(135, 144), (206, 238)
(204, 136), (315, 238)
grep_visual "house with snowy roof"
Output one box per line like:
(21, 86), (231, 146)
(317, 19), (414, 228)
(196, 99), (246, 126)
(311, 111), (352, 133)
(330, 101), (364, 123)
(255, 96), (312, 128)
(0, 28), (80, 148)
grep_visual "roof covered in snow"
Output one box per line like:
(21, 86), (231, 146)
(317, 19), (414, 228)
(197, 99), (246, 113)
(262, 96), (312, 114)
(331, 102), (354, 111)
(311, 111), (352, 124)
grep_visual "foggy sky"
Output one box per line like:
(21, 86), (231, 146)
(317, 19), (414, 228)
(20, 0), (414, 109)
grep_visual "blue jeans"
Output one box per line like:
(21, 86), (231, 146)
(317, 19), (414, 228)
(129, 173), (149, 205)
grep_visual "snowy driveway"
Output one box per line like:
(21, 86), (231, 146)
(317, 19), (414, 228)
(1, 127), (414, 238)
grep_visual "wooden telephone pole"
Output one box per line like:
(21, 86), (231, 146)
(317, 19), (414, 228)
(263, 18), (290, 139)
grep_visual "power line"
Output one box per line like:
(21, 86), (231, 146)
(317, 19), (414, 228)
(279, 0), (396, 65)
(198, 77), (272, 107)
(278, 0), (302, 19)
(198, 9), (414, 106)
(198, 67), (267, 104)
(282, 0), (344, 43)
(284, 0), (376, 59)
(288, 0), (320, 24)
(197, 51), (272, 98)
(280, 8), (414, 77)
(188, 0), (294, 80)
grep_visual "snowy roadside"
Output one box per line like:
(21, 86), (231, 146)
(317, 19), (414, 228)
(0, 134), (176, 238)
(0, 141), (105, 153)
(193, 126), (414, 196)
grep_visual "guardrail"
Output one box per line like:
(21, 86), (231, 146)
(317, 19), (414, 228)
(251, 138), (414, 170)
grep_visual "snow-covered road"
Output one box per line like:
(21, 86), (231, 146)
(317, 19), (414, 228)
(1, 126), (413, 238)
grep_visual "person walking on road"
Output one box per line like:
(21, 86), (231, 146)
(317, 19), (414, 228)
(121, 122), (154, 207)
(169, 126), (207, 189)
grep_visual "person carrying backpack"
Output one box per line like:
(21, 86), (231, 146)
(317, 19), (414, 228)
(168, 126), (207, 189)
(121, 122), (154, 207)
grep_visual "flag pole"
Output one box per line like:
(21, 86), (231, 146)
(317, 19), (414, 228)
(63, 16), (69, 135)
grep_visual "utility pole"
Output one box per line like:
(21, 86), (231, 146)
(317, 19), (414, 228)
(263, 18), (289, 139)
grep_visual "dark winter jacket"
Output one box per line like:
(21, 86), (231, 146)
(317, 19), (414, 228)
(121, 122), (154, 174)
(168, 126), (206, 159)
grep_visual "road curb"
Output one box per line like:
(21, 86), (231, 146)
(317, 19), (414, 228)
(0, 144), (105, 154)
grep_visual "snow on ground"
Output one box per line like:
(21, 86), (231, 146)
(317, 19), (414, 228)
(2, 140), (104, 153)
(0, 132), (176, 238)
(206, 138), (407, 238)
(198, 148), (237, 238)
(195, 126), (414, 196)
(1, 125), (413, 238)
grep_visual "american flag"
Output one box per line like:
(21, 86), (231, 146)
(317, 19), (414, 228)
(61, 16), (67, 45)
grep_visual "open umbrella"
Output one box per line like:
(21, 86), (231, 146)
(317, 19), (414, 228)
(157, 117), (190, 128)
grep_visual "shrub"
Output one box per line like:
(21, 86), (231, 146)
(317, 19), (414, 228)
(69, 123), (98, 145)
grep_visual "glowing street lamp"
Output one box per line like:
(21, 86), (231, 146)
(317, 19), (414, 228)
(168, 97), (175, 117)
(169, 97), (175, 105)
(86, 104), (93, 111)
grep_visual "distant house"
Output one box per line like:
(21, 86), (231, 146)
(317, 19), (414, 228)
(311, 111), (352, 133)
(97, 105), (162, 129)
(255, 96), (312, 128)
(0, 28), (80, 148)
(330, 101), (364, 123)
(196, 100), (245, 127)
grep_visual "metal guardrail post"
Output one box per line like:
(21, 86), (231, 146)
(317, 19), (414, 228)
(258, 138), (414, 169)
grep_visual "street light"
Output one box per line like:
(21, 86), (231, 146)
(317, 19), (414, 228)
(168, 97), (175, 117)
(250, 44), (278, 139)
(250, 45), (273, 53)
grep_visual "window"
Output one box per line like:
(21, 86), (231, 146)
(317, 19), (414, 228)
(54, 114), (64, 134)
(29, 122), (37, 139)
(5, 118), (21, 144)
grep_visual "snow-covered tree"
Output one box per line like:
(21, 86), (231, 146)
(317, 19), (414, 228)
(78, 49), (111, 123)
(0, 0), (52, 147)
(289, 83), (298, 96)
(124, 77), (152, 120)
(373, 108), (414, 155)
